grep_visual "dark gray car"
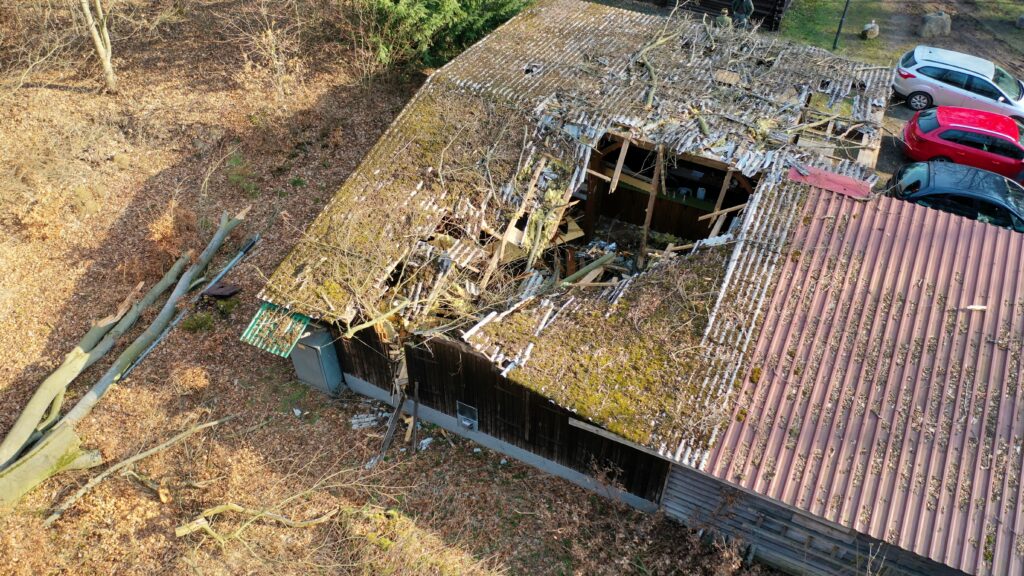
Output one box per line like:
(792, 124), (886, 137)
(888, 161), (1024, 232)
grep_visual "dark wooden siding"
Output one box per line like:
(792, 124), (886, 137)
(336, 326), (395, 390)
(639, 0), (789, 31)
(405, 338), (669, 501)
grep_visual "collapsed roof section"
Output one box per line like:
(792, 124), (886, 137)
(261, 0), (890, 327)
(259, 0), (889, 455)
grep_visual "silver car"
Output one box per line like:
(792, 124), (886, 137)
(893, 45), (1024, 119)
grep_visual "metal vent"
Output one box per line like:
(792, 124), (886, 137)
(456, 401), (478, 431)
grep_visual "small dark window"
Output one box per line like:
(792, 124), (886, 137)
(901, 51), (917, 68)
(917, 109), (940, 133)
(967, 76), (1003, 100)
(977, 199), (1014, 228)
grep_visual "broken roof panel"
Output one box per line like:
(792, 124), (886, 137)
(706, 191), (1024, 575)
(261, 0), (890, 327)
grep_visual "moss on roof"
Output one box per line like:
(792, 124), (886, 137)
(262, 80), (558, 324)
(473, 245), (732, 448)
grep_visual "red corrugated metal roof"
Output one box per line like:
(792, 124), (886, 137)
(706, 190), (1024, 575)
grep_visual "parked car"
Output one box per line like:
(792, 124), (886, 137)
(888, 161), (1024, 232)
(893, 46), (1024, 119)
(903, 107), (1024, 181)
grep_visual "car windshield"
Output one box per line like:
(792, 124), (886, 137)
(1004, 178), (1024, 215)
(993, 66), (1022, 101)
(897, 163), (929, 194)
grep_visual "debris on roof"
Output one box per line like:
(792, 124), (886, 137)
(258, 0), (887, 456)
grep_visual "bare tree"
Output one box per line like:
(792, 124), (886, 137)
(79, 0), (116, 91)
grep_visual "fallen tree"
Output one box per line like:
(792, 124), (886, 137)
(0, 209), (247, 507)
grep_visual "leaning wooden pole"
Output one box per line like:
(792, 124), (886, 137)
(0, 209), (246, 507)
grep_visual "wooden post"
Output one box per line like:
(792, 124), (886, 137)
(583, 151), (606, 240)
(411, 380), (420, 453)
(637, 144), (663, 269)
(609, 139), (631, 194)
(709, 169), (734, 227)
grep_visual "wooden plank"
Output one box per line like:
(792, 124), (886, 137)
(708, 169), (734, 228)
(608, 139), (631, 194)
(586, 168), (611, 182)
(678, 152), (730, 171)
(637, 144), (664, 269)
(709, 213), (728, 237)
(697, 202), (748, 222)
(602, 168), (654, 193)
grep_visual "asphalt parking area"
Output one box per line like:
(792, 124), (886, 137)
(874, 98), (915, 185)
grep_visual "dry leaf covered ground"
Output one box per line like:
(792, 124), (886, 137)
(0, 2), (773, 574)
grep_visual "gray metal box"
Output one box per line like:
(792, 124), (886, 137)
(290, 327), (343, 396)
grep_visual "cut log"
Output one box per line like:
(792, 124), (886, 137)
(0, 422), (101, 508)
(63, 210), (246, 426)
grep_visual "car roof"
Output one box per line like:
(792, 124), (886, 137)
(928, 162), (1024, 214)
(935, 106), (1020, 140)
(915, 45), (995, 78)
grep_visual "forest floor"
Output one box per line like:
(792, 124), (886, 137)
(0, 2), (772, 575)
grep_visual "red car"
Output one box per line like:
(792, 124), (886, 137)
(902, 106), (1024, 181)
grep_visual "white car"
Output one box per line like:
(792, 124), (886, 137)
(893, 46), (1024, 120)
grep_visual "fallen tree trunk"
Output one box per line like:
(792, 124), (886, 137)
(63, 209), (246, 426)
(0, 209), (246, 507)
(0, 422), (102, 507)
(0, 257), (189, 469)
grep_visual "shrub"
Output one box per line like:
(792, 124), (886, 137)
(365, 0), (528, 67)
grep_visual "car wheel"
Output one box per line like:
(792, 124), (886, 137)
(907, 92), (932, 111)
(930, 156), (952, 162)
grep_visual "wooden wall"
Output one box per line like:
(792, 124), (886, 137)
(403, 338), (669, 501)
(336, 327), (395, 391)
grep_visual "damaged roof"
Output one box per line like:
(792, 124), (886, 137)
(255, 2), (1024, 573)
(261, 0), (891, 327)
(258, 0), (896, 447)
(707, 192), (1024, 575)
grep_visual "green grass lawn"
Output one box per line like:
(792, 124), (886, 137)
(972, 1), (1024, 55)
(778, 0), (912, 65)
